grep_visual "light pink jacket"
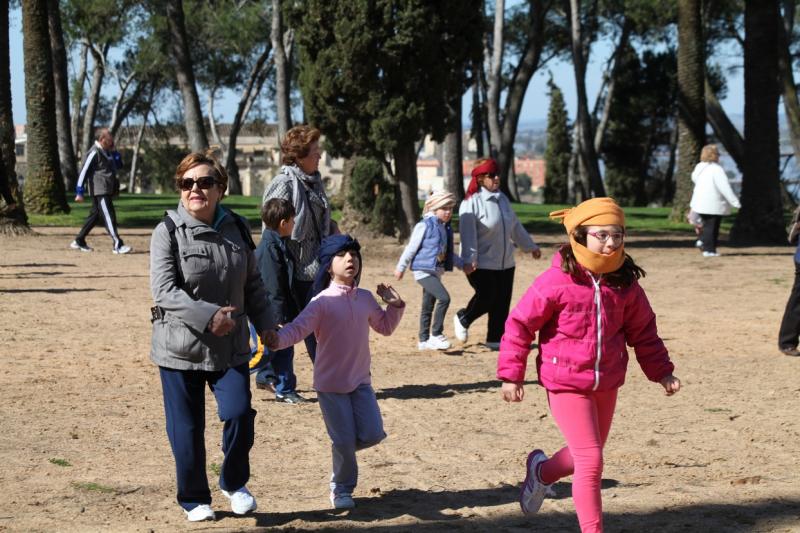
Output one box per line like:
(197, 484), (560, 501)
(274, 282), (404, 393)
(497, 254), (674, 392)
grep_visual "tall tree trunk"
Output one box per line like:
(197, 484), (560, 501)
(0, 0), (29, 232)
(672, 0), (705, 221)
(21, 0), (68, 214)
(778, 1), (800, 165)
(704, 78), (744, 171)
(128, 117), (148, 193)
(166, 0), (208, 153)
(393, 141), (419, 239)
(443, 96), (464, 201)
(732, 0), (785, 244)
(594, 21), (630, 153)
(497, 0), (550, 202)
(663, 119), (679, 205)
(47, 0), (76, 191)
(224, 45), (273, 195)
(272, 0), (292, 140)
(81, 44), (106, 157)
(569, 0), (605, 198)
(470, 61), (485, 157)
(70, 41), (87, 159)
(485, 0), (504, 155)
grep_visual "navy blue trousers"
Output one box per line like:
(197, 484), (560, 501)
(159, 364), (255, 511)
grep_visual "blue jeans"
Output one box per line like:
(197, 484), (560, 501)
(255, 347), (296, 394)
(159, 364), (255, 511)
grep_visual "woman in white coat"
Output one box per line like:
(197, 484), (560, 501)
(689, 144), (741, 257)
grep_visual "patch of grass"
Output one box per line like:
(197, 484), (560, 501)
(209, 462), (221, 476)
(27, 193), (736, 236)
(71, 481), (114, 493)
(49, 458), (71, 467)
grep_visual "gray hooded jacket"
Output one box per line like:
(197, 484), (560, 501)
(149, 203), (273, 371)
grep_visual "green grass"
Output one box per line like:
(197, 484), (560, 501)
(71, 481), (114, 493)
(209, 462), (221, 476)
(27, 193), (734, 235)
(49, 458), (71, 467)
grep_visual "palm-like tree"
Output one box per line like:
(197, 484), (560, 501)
(21, 0), (69, 214)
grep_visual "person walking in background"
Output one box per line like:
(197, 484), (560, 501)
(265, 234), (404, 510)
(149, 151), (274, 522)
(778, 217), (800, 357)
(455, 158), (541, 350)
(262, 125), (338, 362)
(498, 198), (681, 533)
(254, 198), (309, 402)
(688, 144), (740, 257)
(70, 128), (131, 254)
(394, 191), (470, 351)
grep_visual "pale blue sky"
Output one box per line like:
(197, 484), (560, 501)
(9, 7), (746, 132)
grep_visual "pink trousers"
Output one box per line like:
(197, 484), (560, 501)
(538, 388), (618, 533)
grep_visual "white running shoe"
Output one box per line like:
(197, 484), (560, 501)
(453, 315), (468, 342)
(695, 239), (703, 248)
(113, 245), (132, 254)
(702, 251), (720, 257)
(221, 486), (257, 515)
(69, 240), (92, 252)
(184, 504), (215, 522)
(426, 335), (452, 350)
(330, 492), (356, 509)
(417, 340), (431, 351)
(519, 449), (551, 515)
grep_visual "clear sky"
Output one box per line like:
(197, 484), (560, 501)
(8, 7), (746, 132)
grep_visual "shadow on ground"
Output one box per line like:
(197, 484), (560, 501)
(244, 488), (800, 532)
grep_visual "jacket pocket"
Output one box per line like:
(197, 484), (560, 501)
(180, 245), (215, 279)
(164, 318), (207, 363)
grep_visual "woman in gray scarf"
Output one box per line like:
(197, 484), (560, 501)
(261, 125), (338, 367)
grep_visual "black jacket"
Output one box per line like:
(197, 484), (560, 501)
(255, 229), (301, 324)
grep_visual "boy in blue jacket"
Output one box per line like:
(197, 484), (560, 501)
(255, 198), (308, 403)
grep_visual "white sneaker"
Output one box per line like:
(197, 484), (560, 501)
(426, 335), (451, 350)
(69, 240), (92, 252)
(695, 239), (703, 248)
(221, 486), (257, 515)
(702, 251), (720, 257)
(113, 245), (132, 254)
(330, 492), (355, 509)
(520, 449), (551, 515)
(453, 315), (468, 342)
(184, 504), (215, 522)
(417, 340), (431, 351)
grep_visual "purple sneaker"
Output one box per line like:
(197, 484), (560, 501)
(520, 449), (550, 515)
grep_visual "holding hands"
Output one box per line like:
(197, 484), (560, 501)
(660, 374), (681, 396)
(208, 306), (237, 336)
(531, 246), (542, 260)
(377, 283), (404, 308)
(261, 329), (279, 351)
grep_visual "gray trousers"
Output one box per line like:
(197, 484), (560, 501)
(317, 383), (386, 496)
(417, 275), (451, 341)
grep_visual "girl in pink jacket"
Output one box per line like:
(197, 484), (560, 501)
(497, 198), (680, 533)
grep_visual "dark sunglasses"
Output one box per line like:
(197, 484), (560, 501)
(178, 175), (218, 191)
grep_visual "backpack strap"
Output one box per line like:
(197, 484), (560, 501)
(162, 212), (185, 287)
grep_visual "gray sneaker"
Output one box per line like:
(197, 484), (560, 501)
(70, 240), (92, 252)
(330, 492), (355, 509)
(520, 449), (551, 515)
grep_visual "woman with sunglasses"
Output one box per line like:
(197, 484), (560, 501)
(149, 150), (274, 522)
(454, 158), (541, 350)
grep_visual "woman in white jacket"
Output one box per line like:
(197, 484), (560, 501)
(689, 144), (741, 257)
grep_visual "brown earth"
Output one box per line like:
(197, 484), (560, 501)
(0, 226), (799, 532)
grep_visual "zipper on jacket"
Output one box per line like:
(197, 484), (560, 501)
(590, 274), (602, 391)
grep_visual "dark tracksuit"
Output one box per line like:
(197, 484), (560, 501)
(74, 143), (125, 250)
(778, 243), (800, 351)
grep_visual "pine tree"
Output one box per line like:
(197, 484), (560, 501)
(544, 79), (570, 204)
(293, 0), (482, 237)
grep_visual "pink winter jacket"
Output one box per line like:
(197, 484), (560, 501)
(497, 254), (674, 392)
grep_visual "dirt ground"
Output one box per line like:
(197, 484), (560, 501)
(1, 225), (799, 533)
